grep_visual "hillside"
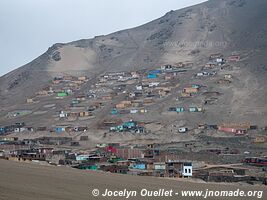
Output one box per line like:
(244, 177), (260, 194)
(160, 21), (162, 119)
(0, 0), (266, 145)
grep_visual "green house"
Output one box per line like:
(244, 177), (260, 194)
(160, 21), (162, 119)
(79, 165), (98, 170)
(108, 157), (123, 163)
(176, 107), (185, 113)
(189, 107), (198, 112)
(191, 84), (200, 89)
(123, 121), (137, 129)
(110, 125), (124, 132)
(111, 108), (118, 115)
(116, 125), (124, 131)
(57, 92), (68, 97)
(71, 99), (80, 104)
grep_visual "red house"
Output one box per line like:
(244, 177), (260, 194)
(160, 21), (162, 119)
(228, 56), (240, 62)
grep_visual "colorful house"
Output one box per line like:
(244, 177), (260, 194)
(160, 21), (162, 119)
(123, 121), (137, 129)
(218, 127), (236, 133)
(0, 127), (6, 134)
(183, 87), (199, 94)
(76, 155), (89, 161)
(78, 76), (87, 81)
(55, 127), (66, 133)
(253, 136), (266, 143)
(228, 55), (240, 62)
(176, 107), (185, 113)
(106, 146), (117, 154)
(147, 74), (157, 79)
(153, 162), (166, 177)
(154, 162), (166, 171)
(110, 121), (142, 133)
(111, 108), (118, 115)
(150, 70), (162, 74)
(71, 99), (80, 105)
(57, 92), (68, 97)
(181, 92), (191, 98)
(191, 84), (201, 89)
(78, 165), (98, 170)
(189, 107), (198, 112)
(130, 163), (146, 170)
(110, 125), (123, 132)
(96, 143), (107, 148)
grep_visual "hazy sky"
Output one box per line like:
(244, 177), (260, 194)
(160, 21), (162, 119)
(0, 0), (207, 76)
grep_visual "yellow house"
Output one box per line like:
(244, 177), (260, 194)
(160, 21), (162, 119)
(26, 98), (34, 103)
(78, 76), (87, 81)
(254, 136), (266, 143)
(183, 87), (198, 94)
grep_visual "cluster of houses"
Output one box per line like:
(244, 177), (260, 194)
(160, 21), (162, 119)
(198, 122), (257, 136)
(196, 53), (236, 80)
(23, 64), (186, 127)
(18, 52), (245, 136)
(41, 63), (190, 133)
(0, 139), (266, 184)
(0, 122), (28, 134)
(0, 141), (193, 178)
(109, 120), (145, 133)
(0, 120), (146, 134)
(0, 120), (262, 137)
(28, 75), (89, 102)
(1, 52), (267, 185)
(168, 106), (204, 113)
(0, 122), (88, 134)
(24, 75), (95, 122)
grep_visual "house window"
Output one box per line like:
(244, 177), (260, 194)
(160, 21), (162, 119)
(185, 169), (188, 173)
(188, 169), (191, 173)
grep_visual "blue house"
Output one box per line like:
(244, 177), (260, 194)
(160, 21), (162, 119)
(147, 74), (157, 79)
(55, 127), (65, 133)
(150, 70), (162, 74)
(131, 163), (146, 170)
(0, 127), (6, 134)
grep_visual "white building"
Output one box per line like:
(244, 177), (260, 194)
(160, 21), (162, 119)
(178, 127), (188, 133)
(149, 82), (160, 87)
(59, 111), (67, 118)
(182, 162), (193, 177)
(136, 85), (143, 90)
(130, 109), (138, 114)
(216, 58), (223, 63)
